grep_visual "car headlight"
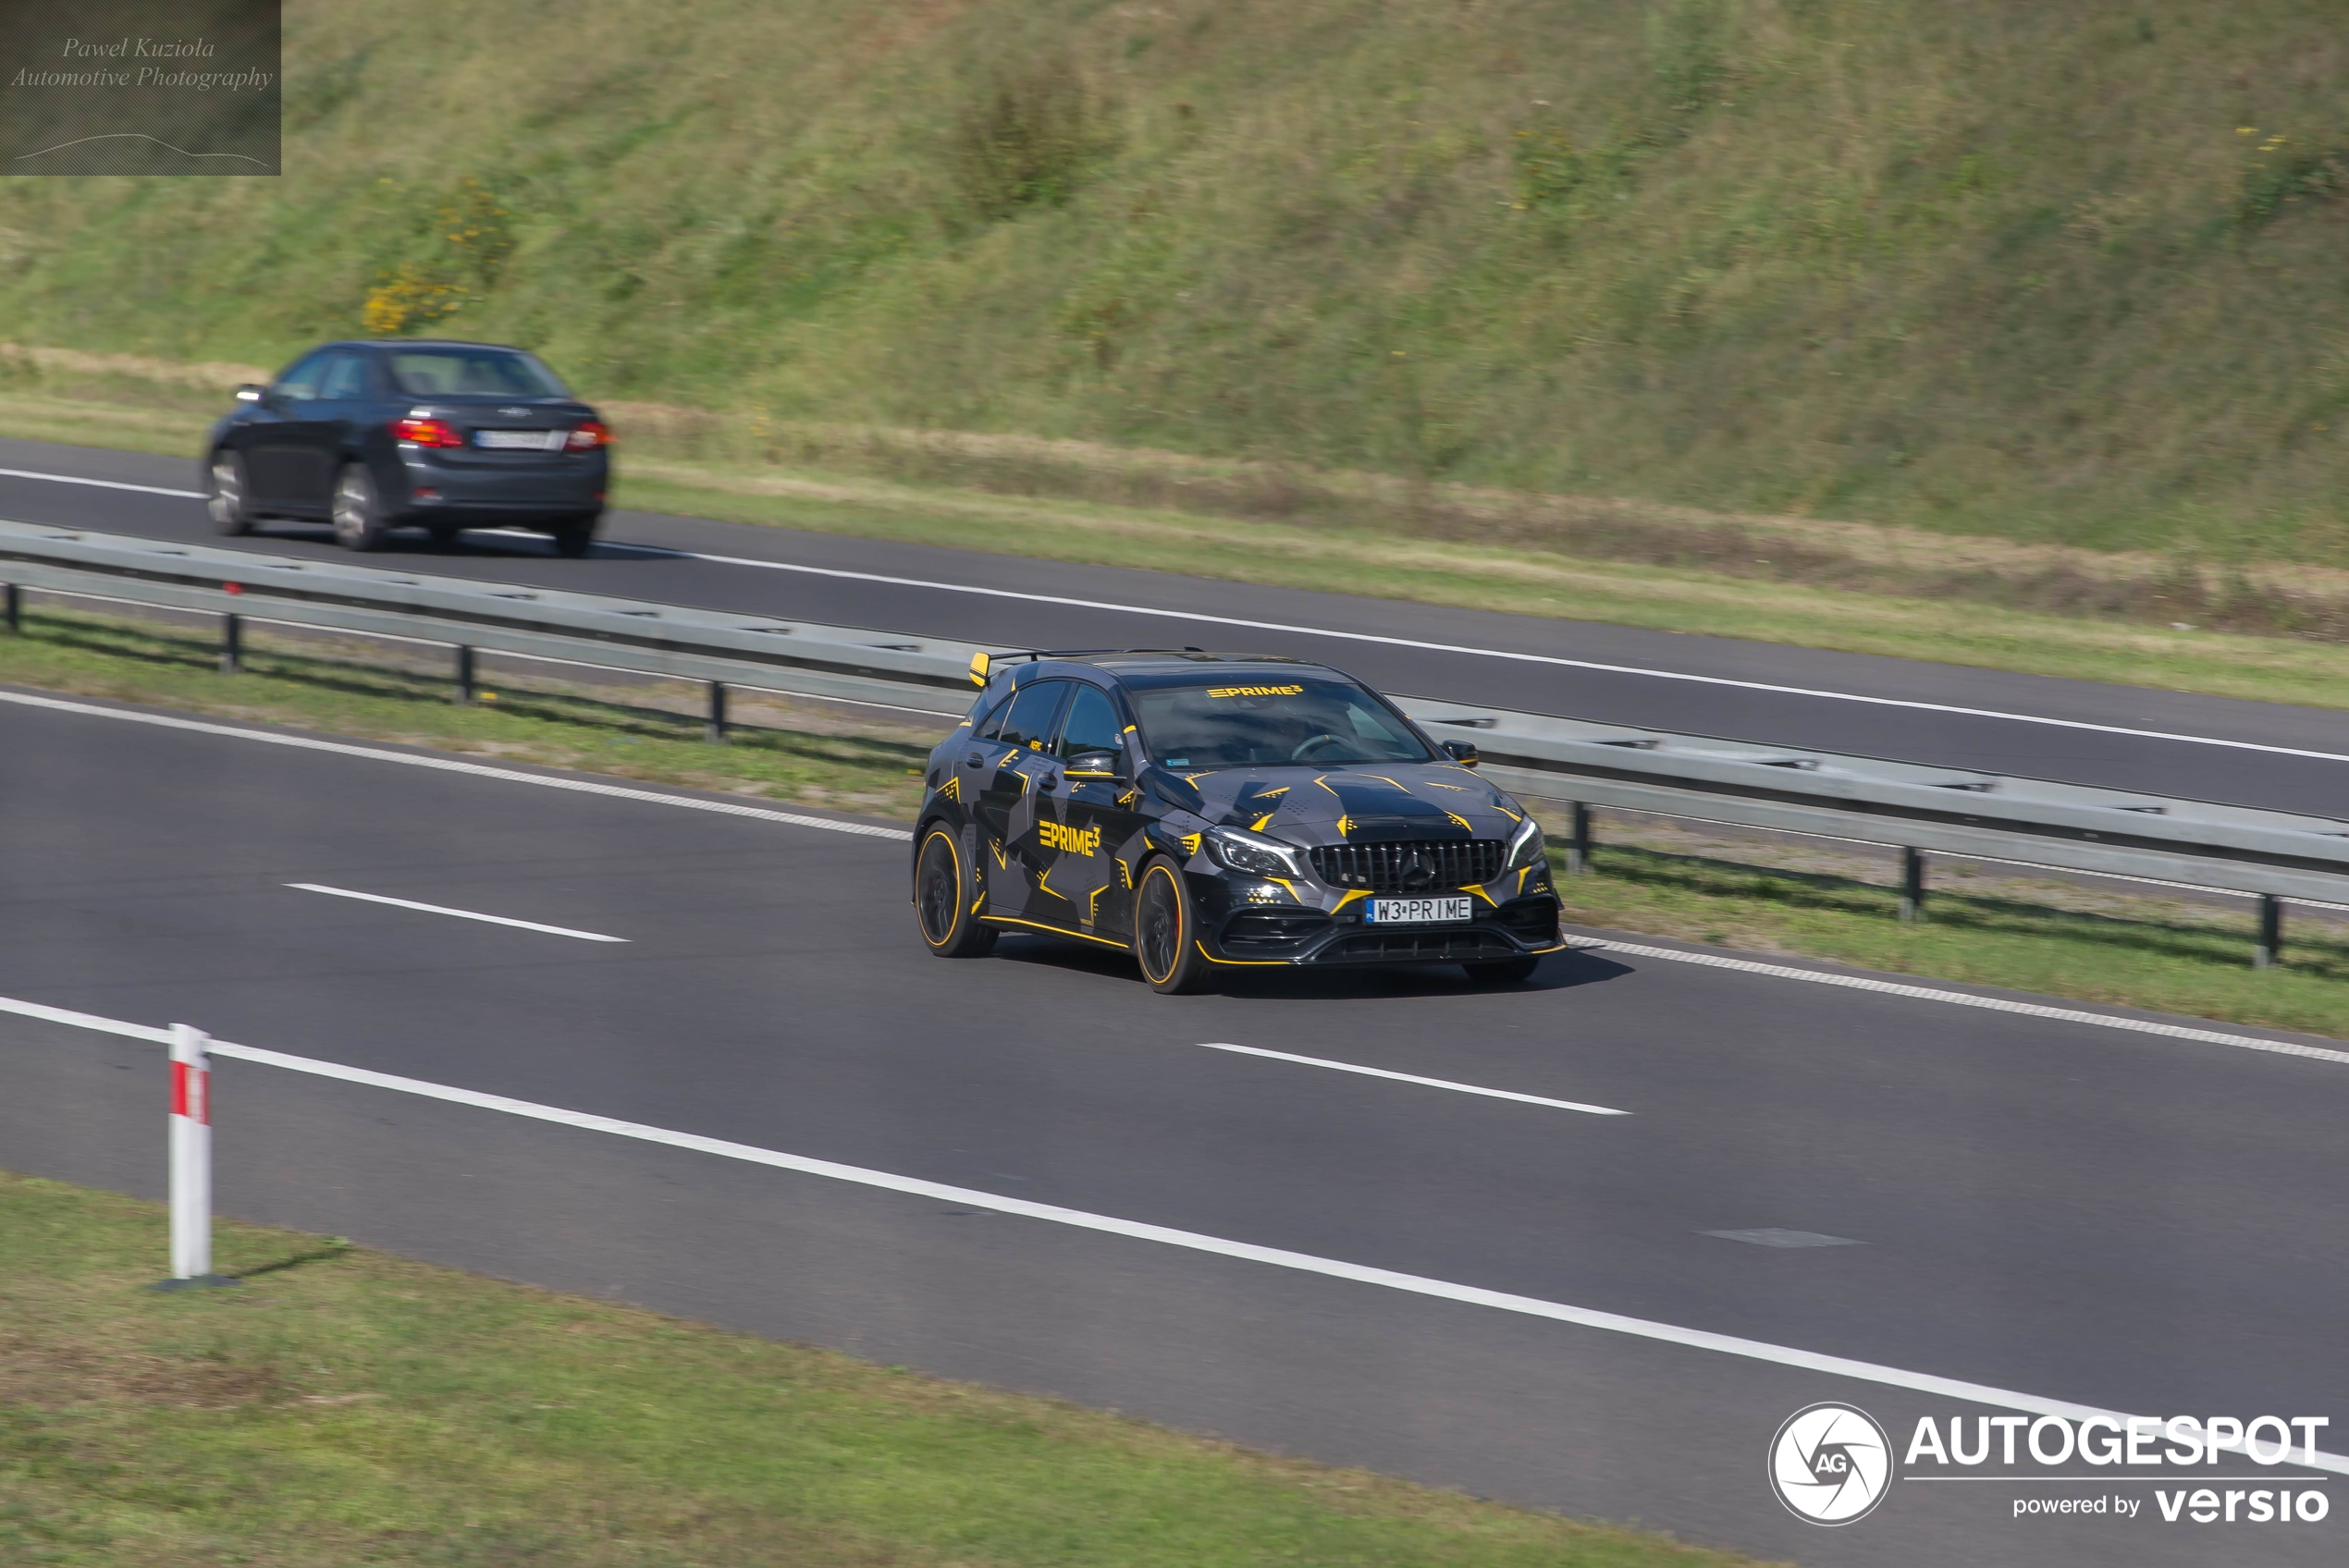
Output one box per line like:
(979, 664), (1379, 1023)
(1505, 815), (1545, 870)
(1205, 826), (1308, 879)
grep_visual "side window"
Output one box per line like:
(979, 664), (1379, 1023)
(992, 680), (1071, 752)
(315, 353), (371, 401)
(969, 694), (1012, 741)
(272, 350), (333, 402)
(1055, 684), (1125, 761)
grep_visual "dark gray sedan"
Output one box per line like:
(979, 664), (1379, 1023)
(205, 339), (610, 555)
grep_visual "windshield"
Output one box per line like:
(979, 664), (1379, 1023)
(386, 348), (571, 398)
(1130, 677), (1434, 768)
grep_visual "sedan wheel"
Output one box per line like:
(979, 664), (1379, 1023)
(207, 451), (254, 536)
(915, 827), (996, 958)
(331, 464), (392, 552)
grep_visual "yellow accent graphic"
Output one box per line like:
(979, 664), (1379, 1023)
(1445, 812), (1475, 833)
(1086, 885), (1108, 923)
(1116, 789), (1140, 808)
(939, 775), (962, 803)
(1423, 780), (1470, 792)
(1331, 889), (1371, 913)
(1037, 863), (1069, 901)
(1249, 812), (1276, 832)
(1198, 940), (1287, 966)
(1000, 750), (1020, 767)
(1470, 885), (1499, 907)
(1039, 820), (1101, 856)
(1118, 858), (1134, 889)
(968, 651), (990, 687)
(1122, 724), (1138, 734)
(1363, 775), (1407, 791)
(1516, 865), (1534, 895)
(1495, 803), (1524, 824)
(1313, 776), (1344, 798)
(1255, 786), (1290, 799)
(1264, 876), (1302, 902)
(1335, 815), (1354, 837)
(989, 837), (1009, 870)
(1206, 683), (1305, 698)
(1179, 832), (1202, 856)
(979, 913), (1128, 948)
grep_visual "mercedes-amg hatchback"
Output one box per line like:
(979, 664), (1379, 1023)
(911, 651), (1566, 993)
(205, 339), (609, 555)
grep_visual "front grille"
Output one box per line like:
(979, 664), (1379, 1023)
(1320, 929), (1519, 963)
(1309, 839), (1505, 893)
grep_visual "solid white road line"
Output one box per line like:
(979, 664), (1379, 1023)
(1577, 939), (2349, 1069)
(0, 466), (204, 499)
(287, 883), (627, 942)
(0, 690), (912, 841)
(0, 987), (2339, 1478)
(8, 457), (2343, 762)
(1198, 1040), (1629, 1115)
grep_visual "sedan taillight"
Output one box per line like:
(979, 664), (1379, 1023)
(566, 420), (611, 451)
(391, 416), (464, 447)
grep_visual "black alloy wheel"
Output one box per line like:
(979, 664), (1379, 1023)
(331, 463), (393, 551)
(548, 514), (598, 557)
(916, 827), (996, 957)
(1134, 858), (1211, 995)
(207, 450), (255, 536)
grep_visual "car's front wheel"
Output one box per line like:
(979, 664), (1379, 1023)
(330, 463), (394, 551)
(1134, 857), (1212, 995)
(915, 826), (996, 958)
(207, 450), (255, 535)
(1463, 955), (1541, 986)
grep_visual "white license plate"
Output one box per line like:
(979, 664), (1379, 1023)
(1367, 896), (1472, 925)
(474, 428), (564, 451)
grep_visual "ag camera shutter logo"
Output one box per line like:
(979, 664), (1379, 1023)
(1769, 1403), (1894, 1525)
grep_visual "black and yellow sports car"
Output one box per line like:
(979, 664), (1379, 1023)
(910, 651), (1566, 994)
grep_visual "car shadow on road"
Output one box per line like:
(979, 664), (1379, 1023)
(986, 936), (1634, 1001)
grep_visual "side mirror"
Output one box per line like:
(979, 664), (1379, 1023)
(1442, 740), (1481, 767)
(235, 384), (266, 405)
(1067, 750), (1125, 778)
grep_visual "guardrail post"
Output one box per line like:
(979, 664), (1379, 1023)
(2255, 894), (2283, 969)
(219, 611), (242, 675)
(3, 581), (18, 634)
(707, 680), (728, 743)
(453, 644), (475, 704)
(155, 1023), (233, 1290)
(1568, 802), (1593, 876)
(1899, 847), (1926, 923)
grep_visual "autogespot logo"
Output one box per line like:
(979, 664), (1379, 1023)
(1770, 1403), (1895, 1525)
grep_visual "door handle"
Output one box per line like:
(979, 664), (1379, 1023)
(964, 753), (985, 767)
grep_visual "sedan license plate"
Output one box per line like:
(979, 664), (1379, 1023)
(1367, 895), (1472, 925)
(474, 428), (564, 451)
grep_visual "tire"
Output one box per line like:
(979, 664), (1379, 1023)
(330, 463), (394, 552)
(1463, 955), (1541, 986)
(915, 826), (997, 958)
(206, 450), (255, 535)
(548, 513), (599, 557)
(1133, 857), (1212, 995)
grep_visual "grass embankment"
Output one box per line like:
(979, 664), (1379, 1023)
(6, 1), (2349, 561)
(0, 1170), (1761, 1567)
(13, 365), (2349, 714)
(6, 605), (2348, 1041)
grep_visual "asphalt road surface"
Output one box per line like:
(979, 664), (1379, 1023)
(6, 435), (2349, 817)
(4, 685), (2343, 1565)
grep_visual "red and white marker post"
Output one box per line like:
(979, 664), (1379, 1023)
(166, 1023), (223, 1284)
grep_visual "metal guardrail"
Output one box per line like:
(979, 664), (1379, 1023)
(6, 519), (2346, 963)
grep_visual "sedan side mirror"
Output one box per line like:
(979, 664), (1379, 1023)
(234, 383), (266, 405)
(1066, 749), (1125, 780)
(1442, 740), (1481, 767)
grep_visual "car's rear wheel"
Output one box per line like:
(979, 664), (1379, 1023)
(207, 450), (255, 535)
(1134, 857), (1211, 995)
(1463, 955), (1541, 985)
(331, 463), (394, 551)
(916, 827), (996, 958)
(548, 513), (598, 557)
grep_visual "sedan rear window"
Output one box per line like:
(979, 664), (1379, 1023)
(1131, 677), (1433, 768)
(387, 349), (571, 398)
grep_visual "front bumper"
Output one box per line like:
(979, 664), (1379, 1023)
(1187, 866), (1564, 967)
